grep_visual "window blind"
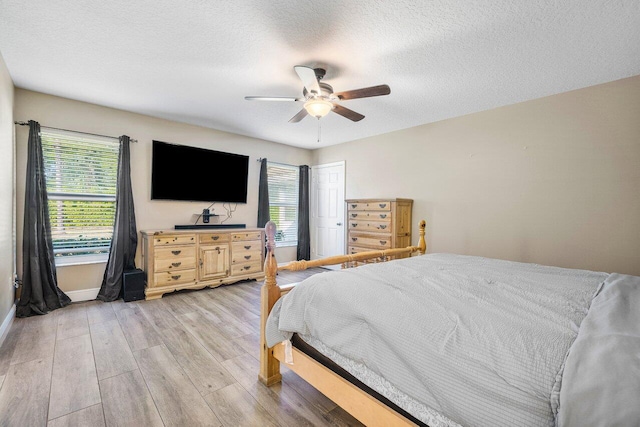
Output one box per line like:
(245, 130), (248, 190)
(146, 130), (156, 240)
(41, 130), (119, 257)
(267, 163), (299, 246)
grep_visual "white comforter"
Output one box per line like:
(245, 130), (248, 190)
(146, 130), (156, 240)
(266, 253), (612, 426)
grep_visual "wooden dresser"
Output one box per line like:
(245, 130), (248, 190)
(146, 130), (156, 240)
(345, 199), (413, 259)
(140, 228), (265, 300)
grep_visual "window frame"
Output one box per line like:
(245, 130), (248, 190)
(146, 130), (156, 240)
(40, 129), (119, 266)
(267, 162), (299, 248)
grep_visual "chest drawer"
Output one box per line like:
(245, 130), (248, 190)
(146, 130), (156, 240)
(198, 233), (230, 244)
(348, 233), (392, 249)
(231, 249), (262, 264)
(153, 235), (196, 246)
(348, 219), (391, 232)
(232, 231), (263, 242)
(348, 211), (391, 221)
(231, 260), (263, 276)
(231, 240), (262, 253)
(153, 269), (196, 287)
(347, 201), (391, 211)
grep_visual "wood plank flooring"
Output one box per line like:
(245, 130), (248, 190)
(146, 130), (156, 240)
(0, 268), (364, 426)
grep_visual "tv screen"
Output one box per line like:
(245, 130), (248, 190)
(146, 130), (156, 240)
(151, 140), (249, 203)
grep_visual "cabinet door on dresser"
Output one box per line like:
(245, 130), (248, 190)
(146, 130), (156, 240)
(198, 244), (230, 280)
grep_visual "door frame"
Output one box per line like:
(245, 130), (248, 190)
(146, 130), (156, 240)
(310, 161), (346, 263)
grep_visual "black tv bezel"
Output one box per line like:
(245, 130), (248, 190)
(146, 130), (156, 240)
(151, 140), (249, 203)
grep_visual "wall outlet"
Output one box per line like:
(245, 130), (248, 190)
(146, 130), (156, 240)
(203, 209), (210, 223)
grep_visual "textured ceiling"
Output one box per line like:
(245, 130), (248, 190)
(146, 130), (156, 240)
(1, 0), (639, 149)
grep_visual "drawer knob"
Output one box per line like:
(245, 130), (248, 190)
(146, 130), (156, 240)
(351, 237), (357, 242)
(351, 223), (357, 227)
(380, 240), (387, 245)
(212, 236), (219, 240)
(171, 262), (182, 267)
(171, 250), (181, 255)
(351, 204), (357, 208)
(380, 214), (387, 219)
(351, 213), (357, 218)
(244, 245), (251, 250)
(171, 274), (181, 280)
(379, 203), (387, 208)
(243, 265), (251, 270)
(244, 255), (251, 260)
(379, 225), (387, 230)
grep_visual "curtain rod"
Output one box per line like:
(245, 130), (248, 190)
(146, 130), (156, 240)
(14, 121), (138, 143)
(257, 158), (298, 168)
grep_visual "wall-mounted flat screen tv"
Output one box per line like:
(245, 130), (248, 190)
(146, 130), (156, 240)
(151, 140), (249, 203)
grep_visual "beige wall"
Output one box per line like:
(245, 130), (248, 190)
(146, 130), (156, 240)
(14, 89), (312, 293)
(313, 76), (640, 276)
(0, 52), (15, 327)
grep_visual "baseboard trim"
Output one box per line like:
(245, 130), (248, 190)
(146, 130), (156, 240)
(66, 287), (100, 302)
(0, 304), (16, 347)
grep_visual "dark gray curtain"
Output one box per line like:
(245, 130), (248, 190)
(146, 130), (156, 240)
(97, 136), (137, 301)
(257, 158), (270, 227)
(297, 165), (311, 261)
(17, 121), (71, 317)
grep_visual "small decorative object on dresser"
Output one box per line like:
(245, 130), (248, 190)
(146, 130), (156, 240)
(140, 228), (265, 300)
(345, 198), (413, 261)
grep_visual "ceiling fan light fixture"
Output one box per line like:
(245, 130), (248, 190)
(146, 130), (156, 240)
(304, 98), (333, 118)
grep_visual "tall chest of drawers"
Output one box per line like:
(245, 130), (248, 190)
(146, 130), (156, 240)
(345, 199), (413, 258)
(140, 228), (265, 300)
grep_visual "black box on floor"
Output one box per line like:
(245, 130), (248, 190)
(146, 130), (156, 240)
(123, 268), (145, 302)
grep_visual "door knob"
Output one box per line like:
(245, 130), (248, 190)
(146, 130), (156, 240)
(336, 222), (343, 226)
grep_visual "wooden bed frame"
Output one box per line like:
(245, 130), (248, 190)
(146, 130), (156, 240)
(259, 220), (427, 426)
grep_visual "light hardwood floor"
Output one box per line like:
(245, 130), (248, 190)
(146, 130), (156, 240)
(0, 268), (364, 427)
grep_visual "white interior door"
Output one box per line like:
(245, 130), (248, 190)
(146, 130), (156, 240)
(311, 161), (345, 266)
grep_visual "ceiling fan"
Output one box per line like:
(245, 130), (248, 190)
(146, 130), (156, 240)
(245, 66), (390, 123)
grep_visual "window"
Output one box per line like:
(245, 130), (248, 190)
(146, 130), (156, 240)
(267, 163), (299, 247)
(41, 130), (119, 265)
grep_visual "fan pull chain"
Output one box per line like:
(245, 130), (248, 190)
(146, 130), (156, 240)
(317, 118), (321, 143)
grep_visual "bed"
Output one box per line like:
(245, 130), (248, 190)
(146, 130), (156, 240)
(259, 220), (640, 426)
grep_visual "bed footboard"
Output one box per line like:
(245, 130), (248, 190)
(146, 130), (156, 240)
(259, 220), (426, 386)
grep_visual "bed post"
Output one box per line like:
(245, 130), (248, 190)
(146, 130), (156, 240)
(259, 221), (282, 386)
(418, 220), (427, 255)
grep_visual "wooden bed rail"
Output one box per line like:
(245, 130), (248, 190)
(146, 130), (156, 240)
(259, 220), (426, 385)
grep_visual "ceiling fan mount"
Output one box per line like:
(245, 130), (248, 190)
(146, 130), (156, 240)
(245, 65), (390, 123)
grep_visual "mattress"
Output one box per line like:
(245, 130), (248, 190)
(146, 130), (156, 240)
(266, 253), (616, 426)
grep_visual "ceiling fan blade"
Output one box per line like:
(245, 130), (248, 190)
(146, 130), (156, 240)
(245, 96), (301, 101)
(289, 108), (309, 123)
(332, 104), (365, 122)
(294, 66), (321, 96)
(334, 84), (391, 100)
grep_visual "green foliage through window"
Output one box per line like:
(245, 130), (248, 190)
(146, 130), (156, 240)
(41, 130), (119, 258)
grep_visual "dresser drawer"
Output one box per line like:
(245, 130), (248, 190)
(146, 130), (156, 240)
(231, 240), (262, 253)
(231, 249), (262, 264)
(348, 211), (391, 221)
(232, 231), (263, 242)
(153, 269), (196, 287)
(231, 260), (262, 276)
(348, 219), (392, 233)
(154, 246), (196, 272)
(198, 233), (230, 244)
(347, 201), (391, 211)
(348, 234), (392, 249)
(153, 234), (196, 246)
